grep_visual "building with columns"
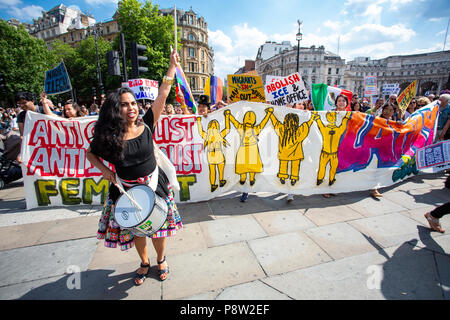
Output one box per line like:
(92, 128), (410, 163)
(160, 7), (214, 99)
(255, 42), (346, 88)
(345, 51), (450, 97)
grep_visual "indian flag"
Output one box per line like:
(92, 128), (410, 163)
(311, 83), (353, 111)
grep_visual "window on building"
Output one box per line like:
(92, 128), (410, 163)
(202, 63), (205, 73)
(328, 68), (332, 75)
(106, 26), (110, 34)
(189, 48), (195, 57)
(327, 78), (331, 85)
(312, 67), (316, 74)
(189, 33), (195, 41)
(189, 15), (193, 25)
(336, 68), (339, 75)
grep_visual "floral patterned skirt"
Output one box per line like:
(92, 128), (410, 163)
(96, 182), (183, 251)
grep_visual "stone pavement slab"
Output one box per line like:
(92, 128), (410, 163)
(347, 196), (406, 217)
(0, 216), (100, 251)
(0, 238), (98, 288)
(88, 223), (208, 270)
(200, 215), (267, 247)
(162, 242), (265, 300)
(383, 190), (444, 210)
(304, 222), (378, 260)
(262, 242), (445, 300)
(304, 204), (363, 226)
(248, 231), (332, 276)
(348, 213), (428, 248)
(252, 209), (314, 236)
(215, 280), (292, 300)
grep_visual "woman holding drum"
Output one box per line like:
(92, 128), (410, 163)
(86, 48), (182, 286)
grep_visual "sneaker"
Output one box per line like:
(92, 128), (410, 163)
(240, 193), (249, 202)
(286, 194), (294, 202)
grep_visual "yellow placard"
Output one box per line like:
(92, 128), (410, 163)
(397, 80), (417, 115)
(227, 74), (266, 103)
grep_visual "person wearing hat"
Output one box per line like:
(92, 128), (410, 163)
(198, 95), (210, 116)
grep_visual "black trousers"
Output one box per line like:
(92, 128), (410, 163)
(430, 202), (450, 219)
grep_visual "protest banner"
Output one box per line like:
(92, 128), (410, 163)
(44, 61), (72, 95)
(364, 76), (377, 97)
(227, 74), (266, 103)
(122, 78), (159, 100)
(382, 83), (400, 96)
(264, 72), (308, 106)
(416, 140), (450, 172)
(21, 100), (439, 209)
(397, 80), (418, 116)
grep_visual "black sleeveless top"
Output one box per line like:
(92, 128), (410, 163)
(90, 109), (170, 202)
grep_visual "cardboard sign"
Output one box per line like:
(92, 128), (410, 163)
(44, 61), (72, 95)
(264, 72), (308, 106)
(382, 83), (400, 96)
(397, 80), (418, 116)
(416, 140), (450, 172)
(364, 76), (377, 97)
(227, 74), (266, 103)
(122, 78), (159, 100)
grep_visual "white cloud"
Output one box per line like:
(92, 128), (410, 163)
(84, 0), (118, 5)
(7, 5), (44, 22)
(0, 0), (22, 7)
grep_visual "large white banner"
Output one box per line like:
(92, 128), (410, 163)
(21, 101), (439, 209)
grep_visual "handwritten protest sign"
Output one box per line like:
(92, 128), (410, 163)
(44, 61), (72, 95)
(264, 72), (308, 106)
(21, 101), (439, 209)
(364, 76), (377, 97)
(416, 140), (450, 172)
(227, 74), (266, 103)
(397, 80), (418, 116)
(382, 83), (400, 96)
(122, 78), (159, 100)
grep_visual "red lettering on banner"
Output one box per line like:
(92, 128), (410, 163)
(154, 116), (196, 143)
(159, 144), (203, 175)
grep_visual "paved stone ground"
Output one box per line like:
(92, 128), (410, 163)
(0, 172), (449, 300)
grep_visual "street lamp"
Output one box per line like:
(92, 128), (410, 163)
(92, 23), (104, 94)
(296, 20), (302, 74)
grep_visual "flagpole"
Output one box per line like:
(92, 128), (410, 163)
(174, 4), (177, 53)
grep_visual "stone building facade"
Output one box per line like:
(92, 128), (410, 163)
(255, 43), (346, 88)
(345, 51), (450, 97)
(160, 7), (214, 99)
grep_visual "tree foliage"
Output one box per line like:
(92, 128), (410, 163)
(115, 0), (181, 81)
(0, 19), (57, 104)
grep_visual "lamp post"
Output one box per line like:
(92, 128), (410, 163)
(92, 23), (104, 94)
(296, 20), (303, 74)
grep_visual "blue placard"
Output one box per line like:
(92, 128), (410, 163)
(44, 62), (72, 95)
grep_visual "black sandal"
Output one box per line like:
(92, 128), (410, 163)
(157, 256), (169, 281)
(134, 262), (150, 286)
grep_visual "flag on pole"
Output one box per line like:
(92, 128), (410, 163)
(311, 83), (353, 111)
(175, 66), (197, 113)
(203, 76), (223, 105)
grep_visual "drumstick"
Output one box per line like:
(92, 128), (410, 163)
(114, 182), (143, 212)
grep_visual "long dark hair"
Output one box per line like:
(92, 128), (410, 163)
(92, 87), (134, 163)
(282, 113), (300, 148)
(63, 100), (84, 118)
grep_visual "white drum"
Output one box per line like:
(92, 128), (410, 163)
(114, 184), (168, 237)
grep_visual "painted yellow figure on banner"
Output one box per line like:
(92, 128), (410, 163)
(266, 107), (314, 185)
(197, 117), (230, 192)
(314, 111), (352, 186)
(224, 109), (271, 185)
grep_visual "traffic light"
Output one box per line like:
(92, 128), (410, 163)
(0, 73), (6, 92)
(107, 51), (121, 76)
(131, 42), (148, 78)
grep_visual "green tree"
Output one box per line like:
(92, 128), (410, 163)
(0, 19), (57, 104)
(115, 0), (181, 101)
(51, 36), (121, 102)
